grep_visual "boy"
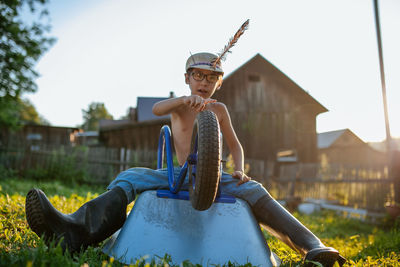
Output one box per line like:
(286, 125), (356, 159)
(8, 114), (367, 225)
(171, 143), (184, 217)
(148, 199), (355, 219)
(25, 52), (345, 266)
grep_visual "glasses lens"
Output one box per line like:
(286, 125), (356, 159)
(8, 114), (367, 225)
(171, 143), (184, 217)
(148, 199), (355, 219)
(206, 75), (218, 83)
(192, 72), (204, 81)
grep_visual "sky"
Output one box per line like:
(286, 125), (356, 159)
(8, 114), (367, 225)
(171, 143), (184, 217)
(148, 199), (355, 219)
(25, 0), (399, 143)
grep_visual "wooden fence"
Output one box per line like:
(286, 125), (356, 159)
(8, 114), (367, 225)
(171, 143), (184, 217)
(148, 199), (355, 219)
(269, 163), (394, 212)
(0, 144), (158, 184)
(0, 144), (396, 211)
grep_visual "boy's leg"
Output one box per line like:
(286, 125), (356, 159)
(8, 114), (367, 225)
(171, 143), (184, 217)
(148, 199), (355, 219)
(107, 167), (173, 202)
(219, 172), (345, 267)
(25, 167), (174, 253)
(26, 186), (127, 253)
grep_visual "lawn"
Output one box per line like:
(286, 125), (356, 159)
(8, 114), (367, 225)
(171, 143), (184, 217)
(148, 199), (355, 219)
(0, 177), (399, 267)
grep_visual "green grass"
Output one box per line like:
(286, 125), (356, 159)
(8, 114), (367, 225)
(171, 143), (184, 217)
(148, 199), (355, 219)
(0, 178), (399, 267)
(0, 176), (105, 197)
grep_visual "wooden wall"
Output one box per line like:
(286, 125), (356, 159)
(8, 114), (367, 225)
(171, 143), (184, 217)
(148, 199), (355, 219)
(99, 118), (171, 164)
(319, 146), (386, 166)
(213, 54), (327, 181)
(1, 125), (79, 148)
(319, 131), (386, 166)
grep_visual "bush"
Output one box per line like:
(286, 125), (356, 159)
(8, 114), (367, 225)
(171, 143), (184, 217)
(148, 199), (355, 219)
(0, 164), (17, 180)
(16, 146), (91, 185)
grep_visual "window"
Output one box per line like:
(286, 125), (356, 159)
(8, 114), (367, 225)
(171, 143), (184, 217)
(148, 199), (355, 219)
(248, 74), (261, 82)
(27, 133), (42, 140)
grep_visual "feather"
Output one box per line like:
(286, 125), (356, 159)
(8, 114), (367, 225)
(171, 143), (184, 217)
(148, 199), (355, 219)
(212, 19), (249, 69)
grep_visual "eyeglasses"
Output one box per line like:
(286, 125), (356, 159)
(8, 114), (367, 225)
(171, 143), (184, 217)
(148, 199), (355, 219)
(190, 71), (221, 83)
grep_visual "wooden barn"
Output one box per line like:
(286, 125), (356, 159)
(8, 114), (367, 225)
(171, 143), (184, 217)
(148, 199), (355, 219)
(1, 124), (79, 149)
(100, 118), (170, 152)
(317, 129), (386, 166)
(99, 97), (171, 166)
(99, 54), (327, 181)
(213, 53), (327, 181)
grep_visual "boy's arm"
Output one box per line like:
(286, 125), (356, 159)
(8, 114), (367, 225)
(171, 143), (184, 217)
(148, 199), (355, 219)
(152, 96), (217, 116)
(152, 96), (185, 116)
(216, 103), (251, 186)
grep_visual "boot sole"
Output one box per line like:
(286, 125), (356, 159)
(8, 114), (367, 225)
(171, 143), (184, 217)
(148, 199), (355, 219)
(26, 189), (47, 237)
(25, 189), (86, 253)
(305, 247), (346, 267)
(25, 189), (87, 253)
(25, 188), (58, 243)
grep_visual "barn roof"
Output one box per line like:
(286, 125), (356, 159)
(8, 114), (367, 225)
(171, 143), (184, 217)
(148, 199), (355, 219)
(317, 129), (347, 149)
(317, 128), (369, 149)
(137, 97), (170, 122)
(223, 53), (328, 115)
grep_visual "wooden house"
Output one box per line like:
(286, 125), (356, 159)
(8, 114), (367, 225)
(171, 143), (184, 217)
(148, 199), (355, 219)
(213, 53), (327, 181)
(317, 129), (385, 166)
(100, 118), (170, 152)
(99, 97), (171, 166)
(74, 131), (99, 146)
(100, 54), (328, 181)
(1, 124), (79, 149)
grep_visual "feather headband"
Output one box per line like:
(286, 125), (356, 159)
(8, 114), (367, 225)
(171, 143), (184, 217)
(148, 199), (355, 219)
(211, 19), (250, 69)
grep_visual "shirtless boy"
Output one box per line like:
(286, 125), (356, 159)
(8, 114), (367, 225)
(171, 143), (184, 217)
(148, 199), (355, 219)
(25, 52), (345, 266)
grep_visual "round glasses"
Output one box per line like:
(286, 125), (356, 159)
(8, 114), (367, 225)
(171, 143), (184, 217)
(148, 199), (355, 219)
(191, 71), (221, 83)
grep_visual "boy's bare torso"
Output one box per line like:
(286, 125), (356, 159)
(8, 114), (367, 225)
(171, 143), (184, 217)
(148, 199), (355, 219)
(171, 103), (222, 165)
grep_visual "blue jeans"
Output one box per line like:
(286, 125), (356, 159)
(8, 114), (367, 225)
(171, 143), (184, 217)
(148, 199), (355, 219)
(107, 167), (269, 206)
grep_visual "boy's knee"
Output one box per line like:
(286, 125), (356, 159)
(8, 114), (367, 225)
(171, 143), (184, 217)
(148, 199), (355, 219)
(224, 180), (270, 205)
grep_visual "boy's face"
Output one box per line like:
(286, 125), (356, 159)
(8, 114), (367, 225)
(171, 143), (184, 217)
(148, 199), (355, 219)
(185, 68), (223, 99)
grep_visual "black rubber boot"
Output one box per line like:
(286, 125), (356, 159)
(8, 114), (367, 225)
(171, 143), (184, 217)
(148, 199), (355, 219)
(252, 195), (346, 267)
(25, 186), (128, 253)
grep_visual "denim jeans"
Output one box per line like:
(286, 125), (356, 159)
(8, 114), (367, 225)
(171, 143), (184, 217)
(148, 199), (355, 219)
(107, 167), (269, 206)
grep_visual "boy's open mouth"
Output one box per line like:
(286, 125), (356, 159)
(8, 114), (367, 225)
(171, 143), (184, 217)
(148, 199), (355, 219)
(198, 89), (208, 94)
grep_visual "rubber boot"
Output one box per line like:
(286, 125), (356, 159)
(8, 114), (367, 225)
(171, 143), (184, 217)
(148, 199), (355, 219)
(25, 186), (128, 253)
(252, 195), (346, 267)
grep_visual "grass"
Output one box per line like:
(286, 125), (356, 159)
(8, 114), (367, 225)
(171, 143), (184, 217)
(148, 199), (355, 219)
(0, 177), (105, 197)
(0, 178), (399, 267)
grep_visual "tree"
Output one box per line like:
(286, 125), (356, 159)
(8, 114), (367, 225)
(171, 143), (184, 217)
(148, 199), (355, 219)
(0, 0), (55, 129)
(81, 102), (113, 131)
(19, 98), (49, 125)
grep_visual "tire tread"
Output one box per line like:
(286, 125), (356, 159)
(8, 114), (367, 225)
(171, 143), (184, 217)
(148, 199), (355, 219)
(189, 110), (221, 211)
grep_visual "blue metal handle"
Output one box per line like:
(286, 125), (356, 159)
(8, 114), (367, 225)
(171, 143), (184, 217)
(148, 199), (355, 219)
(156, 124), (235, 204)
(157, 126), (173, 170)
(157, 125), (187, 193)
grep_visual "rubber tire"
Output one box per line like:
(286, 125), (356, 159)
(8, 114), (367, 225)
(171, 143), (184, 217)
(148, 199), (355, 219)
(189, 110), (221, 211)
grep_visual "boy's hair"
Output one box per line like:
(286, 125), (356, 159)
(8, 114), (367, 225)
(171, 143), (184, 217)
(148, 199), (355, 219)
(185, 52), (224, 74)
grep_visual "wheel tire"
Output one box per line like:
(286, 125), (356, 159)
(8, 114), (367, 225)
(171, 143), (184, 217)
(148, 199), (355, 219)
(189, 110), (221, 211)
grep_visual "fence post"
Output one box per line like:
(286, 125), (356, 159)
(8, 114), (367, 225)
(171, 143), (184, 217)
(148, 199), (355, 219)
(392, 151), (400, 204)
(119, 148), (125, 172)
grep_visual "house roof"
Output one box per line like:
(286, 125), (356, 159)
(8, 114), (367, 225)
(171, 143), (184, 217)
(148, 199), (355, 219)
(75, 131), (98, 137)
(99, 119), (132, 129)
(137, 97), (170, 122)
(23, 124), (79, 131)
(223, 53), (328, 115)
(317, 129), (347, 149)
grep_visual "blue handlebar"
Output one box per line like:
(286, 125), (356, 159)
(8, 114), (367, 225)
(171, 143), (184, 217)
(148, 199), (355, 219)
(157, 125), (188, 193)
(156, 124), (235, 204)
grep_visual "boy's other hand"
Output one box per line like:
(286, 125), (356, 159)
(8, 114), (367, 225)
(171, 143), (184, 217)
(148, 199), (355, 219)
(183, 95), (217, 112)
(232, 171), (252, 186)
